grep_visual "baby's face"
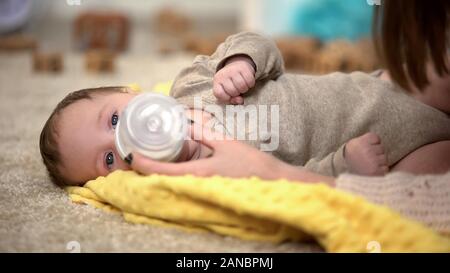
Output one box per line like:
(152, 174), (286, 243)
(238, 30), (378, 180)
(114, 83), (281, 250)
(57, 92), (210, 186)
(57, 92), (136, 185)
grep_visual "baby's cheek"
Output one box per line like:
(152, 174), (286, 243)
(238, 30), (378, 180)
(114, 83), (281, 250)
(116, 159), (132, 171)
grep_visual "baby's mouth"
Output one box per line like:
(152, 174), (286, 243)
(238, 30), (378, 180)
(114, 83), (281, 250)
(184, 139), (201, 162)
(176, 139), (201, 163)
(189, 144), (202, 161)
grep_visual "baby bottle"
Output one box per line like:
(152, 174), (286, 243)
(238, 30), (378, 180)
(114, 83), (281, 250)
(115, 93), (188, 162)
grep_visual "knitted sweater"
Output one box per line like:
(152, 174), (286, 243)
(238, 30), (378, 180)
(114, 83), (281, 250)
(170, 32), (450, 177)
(336, 172), (450, 234)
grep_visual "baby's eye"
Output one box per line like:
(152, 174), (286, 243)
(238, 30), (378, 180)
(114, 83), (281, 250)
(105, 152), (114, 170)
(111, 113), (119, 129)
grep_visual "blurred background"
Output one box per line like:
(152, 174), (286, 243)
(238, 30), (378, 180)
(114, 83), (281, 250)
(0, 0), (380, 252)
(0, 0), (379, 75)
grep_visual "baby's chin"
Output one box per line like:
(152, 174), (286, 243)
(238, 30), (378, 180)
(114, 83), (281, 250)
(176, 138), (215, 163)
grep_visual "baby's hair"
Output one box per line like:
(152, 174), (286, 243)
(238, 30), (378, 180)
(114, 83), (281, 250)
(39, 86), (131, 187)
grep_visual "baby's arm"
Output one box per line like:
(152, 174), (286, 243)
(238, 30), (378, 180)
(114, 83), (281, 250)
(303, 132), (388, 177)
(170, 32), (285, 106)
(213, 55), (256, 104)
(212, 32), (285, 104)
(344, 132), (389, 176)
(212, 32), (285, 83)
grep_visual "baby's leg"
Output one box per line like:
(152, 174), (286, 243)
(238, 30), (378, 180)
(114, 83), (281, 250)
(390, 140), (450, 175)
(344, 132), (389, 176)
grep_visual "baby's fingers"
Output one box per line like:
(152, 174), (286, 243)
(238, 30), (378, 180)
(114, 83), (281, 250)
(372, 144), (385, 155)
(232, 73), (250, 93)
(222, 79), (240, 97)
(377, 154), (388, 166)
(213, 82), (231, 102)
(241, 70), (256, 89)
(376, 154), (389, 175)
(230, 96), (244, 105)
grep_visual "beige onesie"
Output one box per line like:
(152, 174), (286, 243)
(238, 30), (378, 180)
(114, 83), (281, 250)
(170, 32), (450, 177)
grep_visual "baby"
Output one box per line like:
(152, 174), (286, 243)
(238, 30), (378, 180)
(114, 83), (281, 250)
(40, 32), (450, 186)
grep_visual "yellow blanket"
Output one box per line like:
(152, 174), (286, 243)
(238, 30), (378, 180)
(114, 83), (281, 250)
(66, 170), (450, 252)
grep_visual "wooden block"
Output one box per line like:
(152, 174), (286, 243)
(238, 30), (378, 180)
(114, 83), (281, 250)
(275, 36), (378, 74)
(85, 50), (115, 73)
(311, 40), (355, 74)
(33, 51), (63, 73)
(73, 11), (129, 52)
(181, 32), (230, 56)
(181, 33), (200, 52)
(353, 38), (379, 72)
(155, 8), (191, 34)
(0, 34), (37, 51)
(313, 39), (379, 73)
(276, 37), (321, 71)
(157, 40), (175, 55)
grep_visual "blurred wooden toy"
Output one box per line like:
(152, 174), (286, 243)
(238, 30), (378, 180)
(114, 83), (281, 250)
(182, 32), (230, 56)
(73, 11), (129, 52)
(33, 51), (63, 73)
(85, 49), (115, 73)
(352, 38), (379, 72)
(155, 8), (191, 34)
(276, 37), (321, 71)
(312, 40), (354, 73)
(312, 39), (379, 74)
(157, 40), (176, 55)
(0, 34), (37, 51)
(153, 7), (232, 56)
(275, 36), (379, 74)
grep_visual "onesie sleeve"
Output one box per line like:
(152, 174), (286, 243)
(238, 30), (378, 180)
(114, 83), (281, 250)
(170, 31), (285, 108)
(211, 31), (285, 81)
(335, 171), (450, 234)
(302, 144), (349, 177)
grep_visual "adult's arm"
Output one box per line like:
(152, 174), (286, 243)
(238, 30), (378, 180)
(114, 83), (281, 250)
(129, 124), (334, 185)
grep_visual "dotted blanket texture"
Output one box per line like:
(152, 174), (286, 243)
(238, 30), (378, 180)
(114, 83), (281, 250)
(65, 170), (450, 252)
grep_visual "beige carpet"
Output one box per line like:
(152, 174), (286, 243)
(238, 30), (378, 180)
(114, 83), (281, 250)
(0, 51), (323, 252)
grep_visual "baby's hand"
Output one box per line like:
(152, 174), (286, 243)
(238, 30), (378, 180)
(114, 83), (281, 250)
(344, 132), (389, 176)
(213, 55), (256, 105)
